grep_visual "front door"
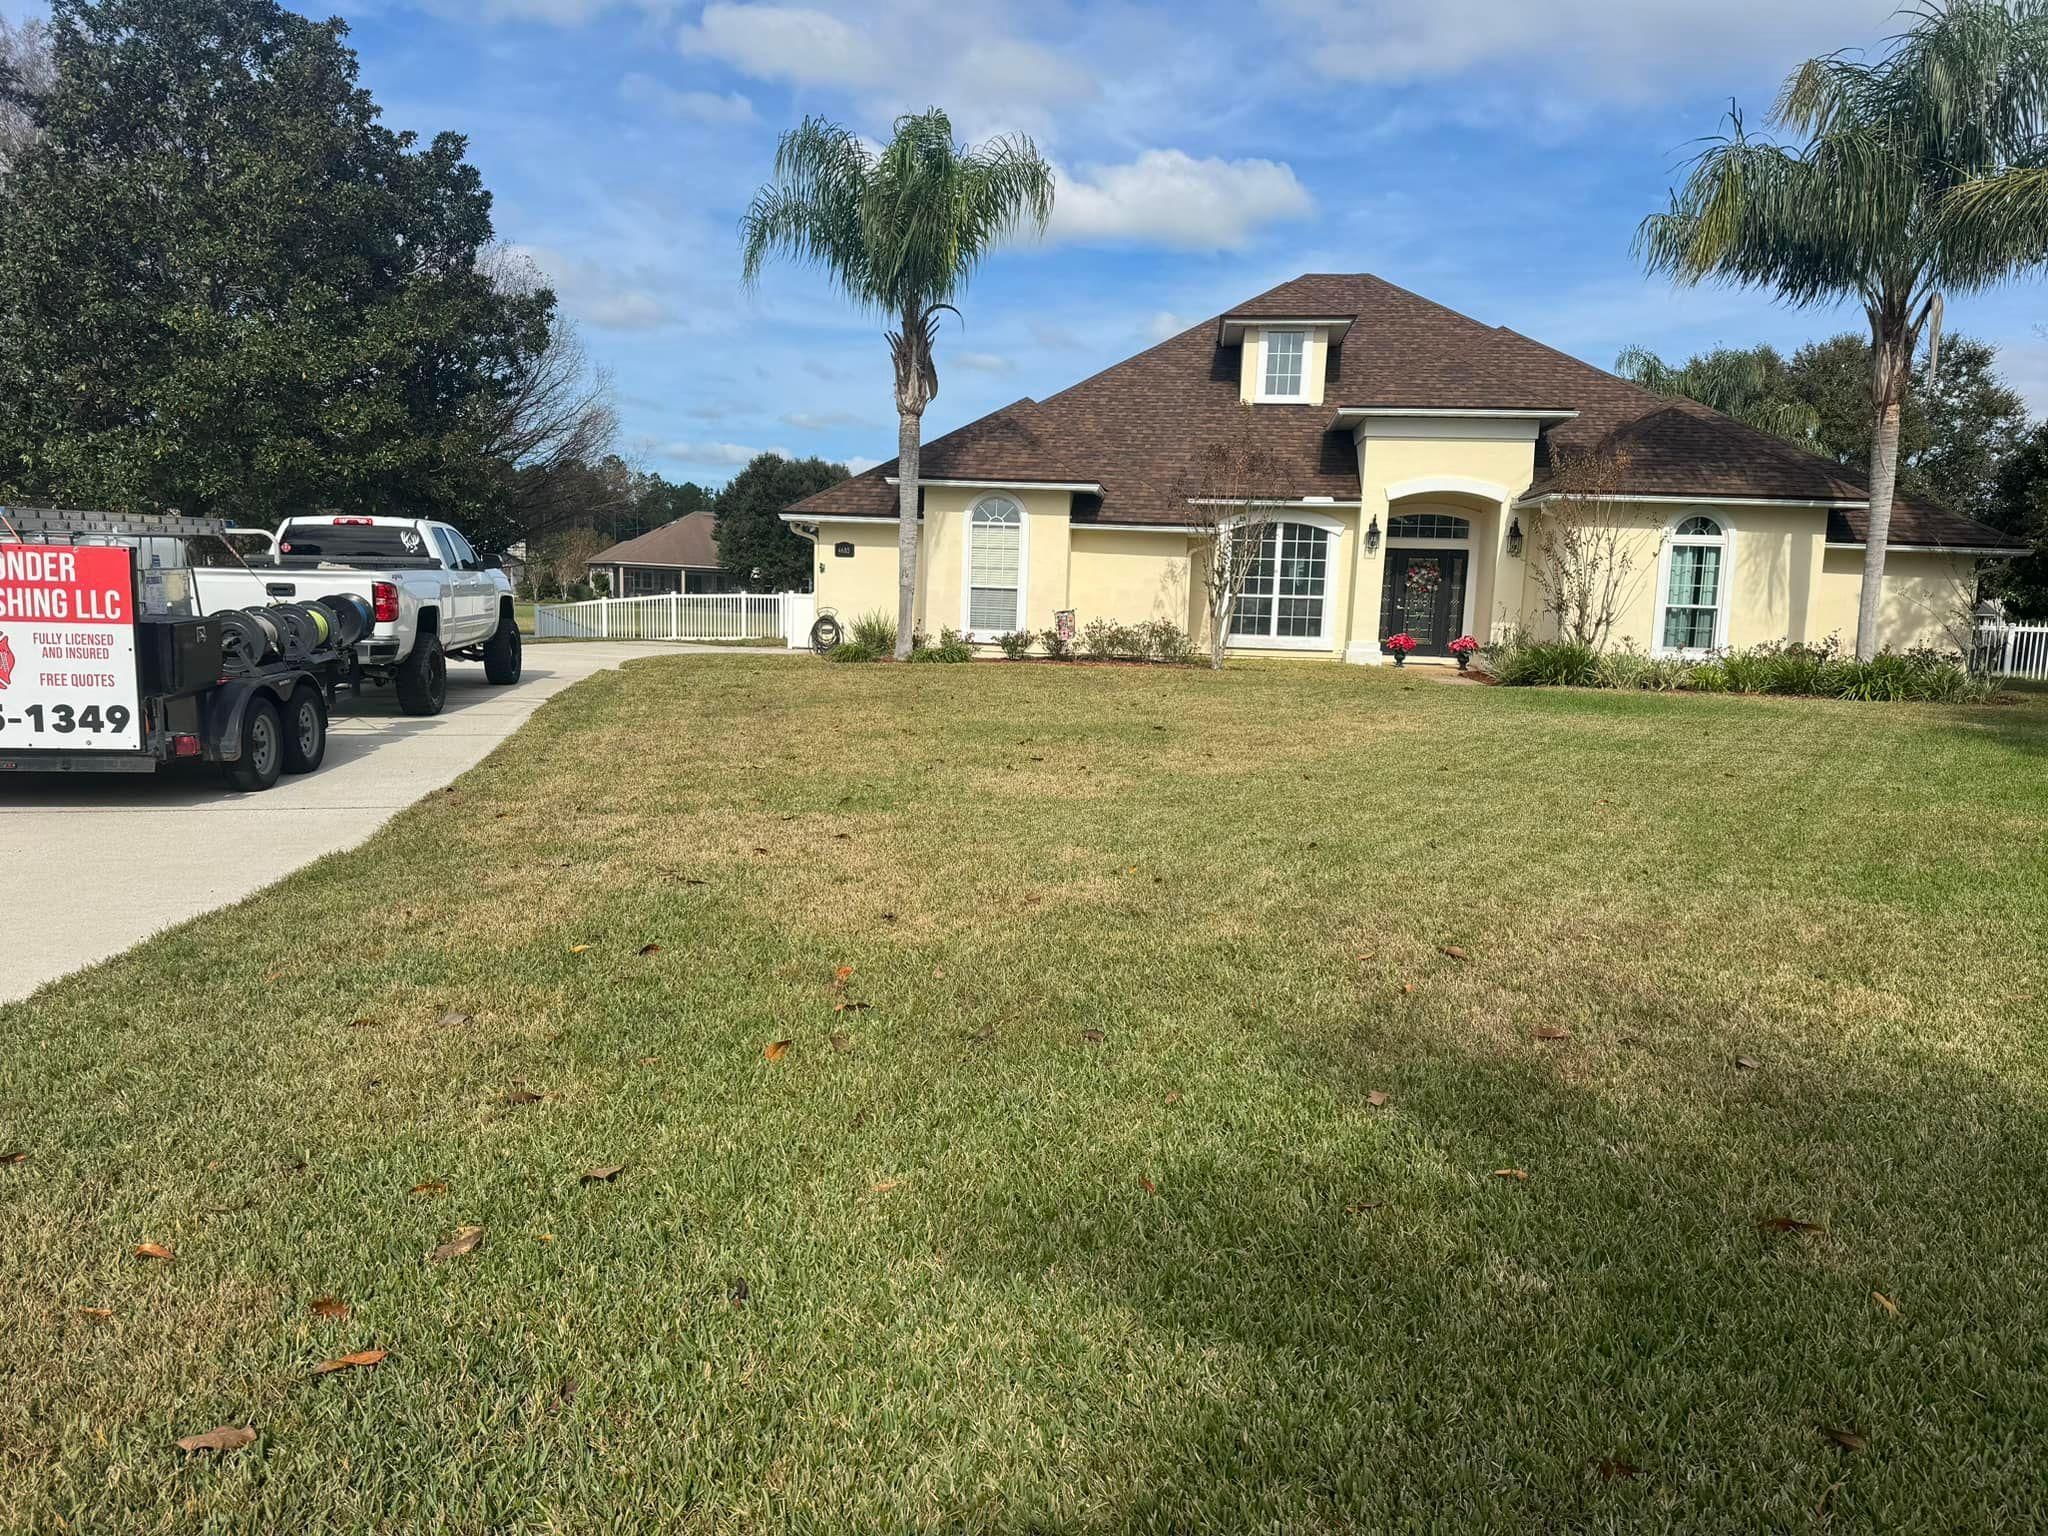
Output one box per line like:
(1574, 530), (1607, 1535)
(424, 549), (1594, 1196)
(1381, 550), (1469, 656)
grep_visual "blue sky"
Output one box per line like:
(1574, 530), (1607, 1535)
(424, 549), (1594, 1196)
(12, 0), (2048, 484)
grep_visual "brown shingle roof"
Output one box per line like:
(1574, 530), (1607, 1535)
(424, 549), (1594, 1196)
(588, 510), (720, 569)
(788, 274), (2015, 549)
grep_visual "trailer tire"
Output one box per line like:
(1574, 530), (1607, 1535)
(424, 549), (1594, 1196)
(225, 695), (284, 792)
(282, 684), (327, 775)
(395, 629), (447, 716)
(483, 606), (522, 684)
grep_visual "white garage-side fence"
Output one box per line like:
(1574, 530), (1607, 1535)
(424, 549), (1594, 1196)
(535, 591), (815, 647)
(1985, 620), (2048, 681)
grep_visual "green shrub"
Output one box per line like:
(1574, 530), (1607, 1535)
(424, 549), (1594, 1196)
(827, 638), (883, 664)
(1485, 631), (1982, 703)
(995, 630), (1034, 660)
(1138, 618), (1196, 664)
(849, 611), (898, 654)
(1485, 636), (1599, 687)
(1038, 626), (1074, 661)
(1081, 618), (1120, 660)
(909, 626), (974, 664)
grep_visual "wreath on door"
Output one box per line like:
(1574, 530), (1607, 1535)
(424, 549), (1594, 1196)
(1405, 561), (1442, 598)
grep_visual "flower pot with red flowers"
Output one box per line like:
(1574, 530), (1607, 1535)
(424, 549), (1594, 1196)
(1384, 632), (1417, 666)
(1449, 634), (1479, 671)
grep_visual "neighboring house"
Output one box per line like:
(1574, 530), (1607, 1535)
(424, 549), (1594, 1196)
(587, 510), (742, 596)
(782, 273), (2026, 660)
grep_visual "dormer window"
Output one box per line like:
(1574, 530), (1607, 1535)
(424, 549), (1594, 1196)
(1258, 329), (1308, 402)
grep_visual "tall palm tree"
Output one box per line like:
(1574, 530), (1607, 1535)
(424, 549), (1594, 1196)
(1638, 0), (2048, 660)
(741, 110), (1054, 659)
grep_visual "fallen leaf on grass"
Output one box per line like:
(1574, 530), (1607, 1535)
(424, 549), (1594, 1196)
(1080, 1029), (1106, 1044)
(429, 1226), (485, 1262)
(134, 1242), (174, 1262)
(829, 1032), (851, 1053)
(77, 1306), (114, 1320)
(764, 1039), (793, 1062)
(410, 1180), (447, 1197)
(1759, 1215), (1824, 1235)
(1872, 1291), (1901, 1317)
(1592, 1457), (1643, 1481)
(1138, 1175), (1158, 1195)
(1440, 945), (1470, 961)
(312, 1349), (387, 1376)
(569, 944), (592, 954)
(0, 1150), (26, 1164)
(931, 966), (945, 979)
(833, 999), (871, 1013)
(872, 1179), (904, 1194)
(1366, 1090), (1391, 1108)
(346, 1018), (379, 1030)
(437, 1010), (471, 1028)
(176, 1425), (256, 1454)
(1400, 983), (1416, 996)
(637, 943), (662, 956)
(308, 1296), (350, 1322)
(1491, 1169), (1530, 1182)
(580, 1164), (625, 1184)
(1533, 1026), (1572, 1041)
(880, 912), (897, 923)
(503, 1088), (543, 1106)
(1163, 1091), (1182, 1106)
(730, 1277), (749, 1306)
(1734, 1055), (1761, 1070)
(832, 965), (854, 986)
(1819, 1426), (1867, 1452)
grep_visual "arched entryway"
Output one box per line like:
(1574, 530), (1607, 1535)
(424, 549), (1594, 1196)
(1378, 508), (1476, 657)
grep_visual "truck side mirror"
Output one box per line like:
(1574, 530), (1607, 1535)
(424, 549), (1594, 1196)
(479, 553), (503, 570)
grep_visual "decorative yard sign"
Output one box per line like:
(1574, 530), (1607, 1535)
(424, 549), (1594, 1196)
(0, 543), (143, 752)
(1055, 609), (1076, 642)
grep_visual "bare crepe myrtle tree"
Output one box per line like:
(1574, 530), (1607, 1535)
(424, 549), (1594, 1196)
(1180, 406), (1290, 670)
(1528, 449), (1640, 651)
(0, 16), (54, 177)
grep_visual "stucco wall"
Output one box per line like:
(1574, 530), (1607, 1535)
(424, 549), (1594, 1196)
(809, 519), (909, 629)
(1812, 548), (1976, 653)
(1068, 528), (1194, 632)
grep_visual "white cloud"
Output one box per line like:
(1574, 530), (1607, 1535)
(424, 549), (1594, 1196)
(782, 408), (876, 430)
(655, 440), (788, 466)
(1044, 150), (1313, 252)
(1263, 0), (1896, 101)
(504, 242), (671, 331)
(618, 73), (754, 124)
(1143, 311), (1188, 343)
(844, 455), (883, 476)
(951, 351), (1016, 374)
(678, 3), (885, 88)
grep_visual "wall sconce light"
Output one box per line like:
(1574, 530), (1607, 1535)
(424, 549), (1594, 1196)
(1365, 514), (1381, 553)
(1506, 517), (1524, 557)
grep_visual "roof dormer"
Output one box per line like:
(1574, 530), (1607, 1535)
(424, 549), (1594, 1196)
(1219, 313), (1353, 407)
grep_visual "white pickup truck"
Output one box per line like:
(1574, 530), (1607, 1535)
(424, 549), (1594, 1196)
(190, 515), (520, 715)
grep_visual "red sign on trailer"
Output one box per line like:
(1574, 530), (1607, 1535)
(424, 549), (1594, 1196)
(0, 543), (143, 751)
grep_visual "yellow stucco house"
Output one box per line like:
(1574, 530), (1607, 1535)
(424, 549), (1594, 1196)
(782, 274), (2024, 662)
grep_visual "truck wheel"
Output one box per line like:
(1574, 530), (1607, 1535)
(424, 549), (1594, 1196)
(225, 696), (284, 792)
(282, 684), (327, 774)
(395, 630), (447, 716)
(483, 608), (522, 684)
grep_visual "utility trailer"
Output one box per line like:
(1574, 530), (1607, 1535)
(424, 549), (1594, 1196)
(0, 507), (365, 791)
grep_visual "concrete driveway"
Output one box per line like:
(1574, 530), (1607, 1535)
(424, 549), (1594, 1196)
(0, 642), (782, 1003)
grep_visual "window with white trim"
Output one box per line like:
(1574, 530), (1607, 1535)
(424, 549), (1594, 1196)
(1659, 515), (1726, 652)
(1230, 520), (1330, 641)
(1259, 329), (1307, 400)
(967, 495), (1022, 632)
(1387, 513), (1470, 540)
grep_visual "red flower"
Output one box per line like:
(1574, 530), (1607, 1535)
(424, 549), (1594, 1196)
(1384, 632), (1417, 654)
(1448, 634), (1479, 656)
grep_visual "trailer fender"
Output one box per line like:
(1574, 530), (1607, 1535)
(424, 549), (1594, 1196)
(202, 676), (297, 763)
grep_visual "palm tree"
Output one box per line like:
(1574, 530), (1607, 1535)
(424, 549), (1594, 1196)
(1638, 0), (2048, 660)
(1614, 343), (1822, 445)
(741, 111), (1054, 659)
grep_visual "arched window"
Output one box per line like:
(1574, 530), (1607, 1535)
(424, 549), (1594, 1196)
(1387, 513), (1470, 541)
(966, 496), (1023, 634)
(1658, 515), (1728, 653)
(1230, 519), (1333, 645)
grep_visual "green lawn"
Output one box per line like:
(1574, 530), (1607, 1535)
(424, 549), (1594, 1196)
(3, 660), (2045, 1532)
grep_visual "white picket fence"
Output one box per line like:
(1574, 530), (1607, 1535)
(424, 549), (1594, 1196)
(534, 591), (814, 647)
(1984, 620), (2048, 680)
